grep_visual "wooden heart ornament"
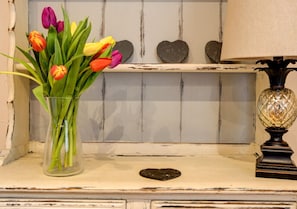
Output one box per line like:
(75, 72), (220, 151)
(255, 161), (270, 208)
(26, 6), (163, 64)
(157, 40), (189, 63)
(113, 40), (134, 63)
(139, 168), (181, 181)
(205, 40), (222, 63)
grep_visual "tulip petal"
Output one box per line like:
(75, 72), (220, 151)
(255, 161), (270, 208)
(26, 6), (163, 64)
(90, 58), (112, 72)
(83, 42), (104, 56)
(56, 21), (64, 33)
(83, 36), (116, 57)
(50, 65), (67, 80)
(42, 7), (57, 29)
(70, 22), (77, 36)
(28, 31), (47, 52)
(110, 50), (122, 68)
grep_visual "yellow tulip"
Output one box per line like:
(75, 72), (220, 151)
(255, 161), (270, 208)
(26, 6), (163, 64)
(70, 22), (77, 36)
(83, 36), (115, 56)
(100, 36), (115, 46)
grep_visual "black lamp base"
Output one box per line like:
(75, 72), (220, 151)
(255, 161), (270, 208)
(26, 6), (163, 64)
(256, 128), (297, 180)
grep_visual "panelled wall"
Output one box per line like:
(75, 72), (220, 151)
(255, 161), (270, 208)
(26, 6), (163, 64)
(28, 0), (226, 63)
(30, 71), (256, 143)
(28, 0), (256, 144)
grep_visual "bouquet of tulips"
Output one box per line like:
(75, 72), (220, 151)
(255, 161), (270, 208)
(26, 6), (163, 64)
(23, 6), (122, 106)
(1, 6), (122, 175)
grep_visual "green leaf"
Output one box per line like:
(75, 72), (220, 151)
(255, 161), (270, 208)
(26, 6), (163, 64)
(61, 7), (72, 60)
(50, 75), (67, 97)
(54, 39), (63, 65)
(33, 85), (48, 112)
(62, 57), (82, 97)
(0, 50), (42, 85)
(42, 82), (51, 97)
(66, 23), (91, 60)
(77, 70), (101, 97)
(38, 50), (49, 81)
(71, 18), (88, 42)
(64, 54), (84, 69)
(99, 45), (113, 58)
(47, 54), (55, 89)
(46, 26), (57, 55)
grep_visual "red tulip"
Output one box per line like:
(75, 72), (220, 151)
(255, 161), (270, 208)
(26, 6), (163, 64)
(50, 65), (67, 80)
(41, 7), (57, 29)
(110, 50), (122, 68)
(28, 31), (47, 52)
(90, 58), (112, 72)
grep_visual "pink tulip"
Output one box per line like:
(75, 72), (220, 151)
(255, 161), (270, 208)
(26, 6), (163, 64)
(41, 7), (57, 29)
(56, 21), (64, 33)
(110, 50), (122, 68)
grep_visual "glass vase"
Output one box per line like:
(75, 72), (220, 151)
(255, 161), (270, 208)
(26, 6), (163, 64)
(43, 96), (83, 177)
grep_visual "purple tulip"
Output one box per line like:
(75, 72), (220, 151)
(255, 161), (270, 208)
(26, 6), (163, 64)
(110, 50), (122, 68)
(56, 21), (64, 33)
(41, 7), (57, 29)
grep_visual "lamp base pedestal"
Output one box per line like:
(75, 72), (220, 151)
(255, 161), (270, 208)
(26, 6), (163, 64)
(256, 128), (297, 180)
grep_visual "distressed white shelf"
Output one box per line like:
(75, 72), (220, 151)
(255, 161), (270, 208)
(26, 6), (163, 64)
(15, 63), (258, 73)
(105, 63), (258, 73)
(0, 152), (297, 201)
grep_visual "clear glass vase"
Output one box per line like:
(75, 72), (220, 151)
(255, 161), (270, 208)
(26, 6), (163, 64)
(43, 97), (83, 177)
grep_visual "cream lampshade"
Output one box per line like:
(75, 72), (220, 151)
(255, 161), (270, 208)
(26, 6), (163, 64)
(221, 0), (297, 61)
(221, 0), (297, 180)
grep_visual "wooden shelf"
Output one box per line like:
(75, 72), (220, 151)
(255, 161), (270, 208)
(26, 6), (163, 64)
(15, 63), (258, 73)
(104, 63), (258, 73)
(0, 152), (297, 199)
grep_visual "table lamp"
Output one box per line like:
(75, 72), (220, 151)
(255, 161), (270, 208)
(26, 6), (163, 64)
(221, 0), (297, 180)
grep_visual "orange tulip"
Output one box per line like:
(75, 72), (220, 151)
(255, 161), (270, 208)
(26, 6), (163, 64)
(28, 31), (47, 52)
(50, 65), (67, 80)
(90, 58), (112, 72)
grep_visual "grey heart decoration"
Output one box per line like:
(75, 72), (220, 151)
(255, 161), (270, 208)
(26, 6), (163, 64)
(139, 168), (181, 181)
(157, 40), (189, 63)
(205, 40), (222, 63)
(113, 40), (134, 63)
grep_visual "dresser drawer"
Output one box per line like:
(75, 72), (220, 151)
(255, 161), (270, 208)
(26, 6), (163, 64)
(151, 200), (296, 209)
(0, 199), (126, 209)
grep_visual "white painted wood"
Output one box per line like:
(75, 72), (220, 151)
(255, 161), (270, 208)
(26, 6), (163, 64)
(28, 64), (256, 145)
(0, 199), (126, 209)
(219, 73), (256, 143)
(8, 0), (297, 166)
(104, 73), (143, 142)
(30, 141), (256, 156)
(104, 1), (142, 63)
(0, 0), (30, 165)
(152, 201), (296, 209)
(142, 73), (181, 142)
(66, 1), (103, 42)
(1, 2), (297, 208)
(181, 73), (220, 143)
(127, 200), (150, 209)
(183, 1), (223, 63)
(2, 153), (297, 193)
(0, 1), (11, 151)
(16, 63), (258, 73)
(79, 76), (105, 142)
(143, 1), (181, 63)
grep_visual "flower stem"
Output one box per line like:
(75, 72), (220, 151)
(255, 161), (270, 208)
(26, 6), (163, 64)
(46, 97), (79, 171)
